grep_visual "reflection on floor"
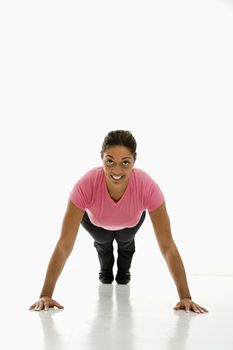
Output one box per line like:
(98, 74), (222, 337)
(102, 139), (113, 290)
(5, 275), (233, 350)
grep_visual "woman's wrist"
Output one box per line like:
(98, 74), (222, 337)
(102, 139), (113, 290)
(180, 296), (192, 300)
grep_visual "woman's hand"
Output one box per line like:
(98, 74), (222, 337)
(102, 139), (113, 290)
(29, 296), (64, 311)
(174, 298), (208, 313)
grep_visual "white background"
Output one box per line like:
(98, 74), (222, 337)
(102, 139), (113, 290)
(0, 0), (233, 303)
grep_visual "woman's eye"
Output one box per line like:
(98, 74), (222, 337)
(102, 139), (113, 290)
(122, 161), (130, 166)
(106, 159), (114, 165)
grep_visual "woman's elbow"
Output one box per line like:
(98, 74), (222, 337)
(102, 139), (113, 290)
(56, 239), (74, 257)
(159, 240), (177, 257)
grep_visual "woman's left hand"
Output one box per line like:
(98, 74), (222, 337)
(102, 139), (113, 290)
(174, 298), (208, 313)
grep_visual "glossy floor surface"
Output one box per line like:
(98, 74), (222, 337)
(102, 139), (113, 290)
(4, 274), (233, 350)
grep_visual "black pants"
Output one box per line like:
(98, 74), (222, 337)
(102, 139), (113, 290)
(81, 211), (146, 272)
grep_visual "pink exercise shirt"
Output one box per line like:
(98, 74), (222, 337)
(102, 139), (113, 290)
(69, 167), (165, 230)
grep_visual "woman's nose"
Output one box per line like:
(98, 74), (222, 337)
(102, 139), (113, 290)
(112, 163), (122, 172)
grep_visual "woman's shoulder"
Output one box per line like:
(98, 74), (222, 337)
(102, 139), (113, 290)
(85, 166), (103, 176)
(78, 167), (103, 181)
(73, 167), (103, 184)
(132, 167), (152, 179)
(79, 166), (103, 177)
(132, 168), (165, 206)
(132, 168), (159, 186)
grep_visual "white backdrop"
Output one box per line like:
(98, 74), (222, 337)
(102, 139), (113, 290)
(1, 0), (233, 302)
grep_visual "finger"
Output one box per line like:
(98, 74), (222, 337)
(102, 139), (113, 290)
(173, 302), (181, 310)
(196, 304), (208, 313)
(54, 302), (64, 309)
(34, 302), (40, 311)
(201, 307), (208, 313)
(173, 305), (181, 310)
(180, 300), (190, 313)
(29, 303), (36, 310)
(192, 303), (208, 313)
(198, 306), (208, 313)
(44, 303), (50, 311)
(191, 304), (200, 313)
(37, 301), (44, 311)
(185, 303), (190, 313)
(174, 301), (185, 310)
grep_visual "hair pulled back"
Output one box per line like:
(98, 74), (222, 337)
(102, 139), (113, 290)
(101, 130), (137, 159)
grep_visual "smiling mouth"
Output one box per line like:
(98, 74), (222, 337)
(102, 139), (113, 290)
(111, 175), (124, 181)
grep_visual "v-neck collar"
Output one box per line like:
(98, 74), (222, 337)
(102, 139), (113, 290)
(104, 173), (132, 205)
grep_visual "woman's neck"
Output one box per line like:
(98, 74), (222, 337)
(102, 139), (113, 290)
(106, 182), (128, 201)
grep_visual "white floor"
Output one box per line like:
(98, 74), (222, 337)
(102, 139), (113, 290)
(3, 274), (233, 350)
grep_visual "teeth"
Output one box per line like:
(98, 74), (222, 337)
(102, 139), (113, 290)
(112, 175), (122, 180)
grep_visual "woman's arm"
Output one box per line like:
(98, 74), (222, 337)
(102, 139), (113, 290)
(149, 202), (208, 313)
(29, 200), (84, 311)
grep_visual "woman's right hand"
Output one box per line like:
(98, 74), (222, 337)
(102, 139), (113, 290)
(29, 296), (64, 311)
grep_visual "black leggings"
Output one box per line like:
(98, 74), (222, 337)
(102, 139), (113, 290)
(81, 211), (146, 272)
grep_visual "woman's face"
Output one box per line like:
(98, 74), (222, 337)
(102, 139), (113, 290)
(102, 146), (136, 188)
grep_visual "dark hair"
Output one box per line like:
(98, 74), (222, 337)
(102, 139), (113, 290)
(101, 130), (137, 159)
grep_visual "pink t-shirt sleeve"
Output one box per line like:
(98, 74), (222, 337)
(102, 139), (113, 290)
(142, 172), (165, 212)
(69, 171), (93, 211)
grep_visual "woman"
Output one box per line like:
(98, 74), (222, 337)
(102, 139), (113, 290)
(29, 130), (208, 313)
